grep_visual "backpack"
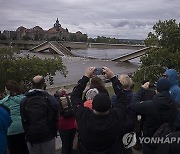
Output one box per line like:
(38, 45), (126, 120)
(153, 107), (177, 138)
(153, 123), (175, 138)
(21, 93), (56, 144)
(60, 95), (74, 117)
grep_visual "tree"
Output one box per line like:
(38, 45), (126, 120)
(49, 36), (60, 41)
(22, 35), (32, 41)
(0, 34), (7, 40)
(34, 33), (44, 41)
(133, 19), (180, 83)
(69, 33), (77, 42)
(0, 47), (68, 92)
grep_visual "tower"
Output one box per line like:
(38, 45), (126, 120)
(54, 18), (61, 31)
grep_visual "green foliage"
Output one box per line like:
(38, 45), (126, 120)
(68, 33), (87, 42)
(0, 34), (7, 40)
(94, 36), (119, 44)
(34, 33), (44, 41)
(49, 36), (60, 41)
(0, 47), (67, 92)
(22, 35), (32, 41)
(88, 36), (144, 45)
(134, 19), (180, 83)
(69, 33), (77, 42)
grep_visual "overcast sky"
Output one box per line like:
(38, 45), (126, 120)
(0, 0), (180, 39)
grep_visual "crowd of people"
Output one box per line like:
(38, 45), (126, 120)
(0, 67), (180, 154)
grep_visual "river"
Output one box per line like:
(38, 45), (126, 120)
(20, 48), (140, 88)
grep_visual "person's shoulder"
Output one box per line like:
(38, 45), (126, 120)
(0, 95), (10, 104)
(47, 93), (58, 104)
(12, 94), (25, 102)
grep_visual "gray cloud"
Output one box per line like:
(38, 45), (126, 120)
(0, 0), (180, 39)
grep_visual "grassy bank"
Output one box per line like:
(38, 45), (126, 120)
(47, 81), (141, 97)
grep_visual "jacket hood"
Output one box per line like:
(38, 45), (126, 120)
(165, 69), (178, 86)
(25, 89), (47, 96)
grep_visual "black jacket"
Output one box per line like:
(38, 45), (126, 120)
(130, 89), (177, 137)
(71, 76), (126, 154)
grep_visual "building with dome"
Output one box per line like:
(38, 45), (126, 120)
(2, 18), (87, 42)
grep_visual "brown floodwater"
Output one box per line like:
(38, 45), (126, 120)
(20, 48), (140, 88)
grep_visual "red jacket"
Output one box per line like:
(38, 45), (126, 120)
(58, 116), (76, 131)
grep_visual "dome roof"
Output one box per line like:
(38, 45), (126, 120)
(76, 31), (82, 34)
(32, 26), (43, 31)
(16, 26), (26, 31)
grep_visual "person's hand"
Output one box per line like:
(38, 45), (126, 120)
(103, 67), (115, 79)
(85, 67), (96, 78)
(142, 82), (149, 89)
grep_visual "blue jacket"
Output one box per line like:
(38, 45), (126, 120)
(0, 104), (12, 154)
(165, 69), (180, 104)
(0, 94), (25, 135)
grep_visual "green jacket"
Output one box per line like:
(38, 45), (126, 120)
(0, 94), (25, 135)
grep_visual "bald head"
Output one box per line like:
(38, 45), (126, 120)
(33, 75), (44, 83)
(32, 75), (46, 89)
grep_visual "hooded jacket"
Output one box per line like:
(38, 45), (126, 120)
(165, 69), (180, 104)
(0, 94), (24, 135)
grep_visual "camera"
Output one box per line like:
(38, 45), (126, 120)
(149, 82), (156, 89)
(141, 80), (156, 89)
(93, 68), (104, 75)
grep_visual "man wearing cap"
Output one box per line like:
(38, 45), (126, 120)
(71, 67), (126, 154)
(130, 78), (178, 154)
(20, 75), (59, 154)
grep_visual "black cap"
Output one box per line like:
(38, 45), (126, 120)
(92, 93), (111, 112)
(156, 77), (170, 93)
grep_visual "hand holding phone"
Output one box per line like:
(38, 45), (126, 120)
(93, 68), (103, 75)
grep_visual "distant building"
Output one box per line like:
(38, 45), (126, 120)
(1, 18), (87, 42)
(45, 18), (69, 41)
(3, 30), (17, 40)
